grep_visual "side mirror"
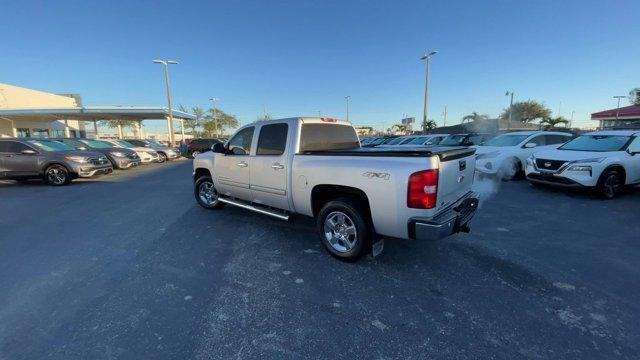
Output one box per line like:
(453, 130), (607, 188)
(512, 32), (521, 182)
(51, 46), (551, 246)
(21, 149), (37, 155)
(212, 142), (226, 153)
(627, 148), (639, 156)
(524, 142), (537, 148)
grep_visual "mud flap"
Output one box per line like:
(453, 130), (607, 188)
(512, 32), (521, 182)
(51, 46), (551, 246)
(371, 237), (384, 258)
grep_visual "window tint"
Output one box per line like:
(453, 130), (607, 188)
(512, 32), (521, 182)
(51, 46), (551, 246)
(257, 123), (288, 155)
(228, 127), (254, 155)
(0, 141), (34, 153)
(299, 124), (359, 152)
(560, 135), (630, 152)
(627, 137), (640, 153)
(527, 135), (546, 146)
(546, 134), (571, 145)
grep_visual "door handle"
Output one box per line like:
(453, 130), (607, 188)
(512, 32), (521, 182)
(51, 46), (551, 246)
(236, 161), (248, 168)
(271, 163), (284, 170)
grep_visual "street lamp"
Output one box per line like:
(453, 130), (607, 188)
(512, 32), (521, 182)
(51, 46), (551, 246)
(153, 59), (178, 145)
(345, 96), (351, 121)
(209, 97), (219, 137)
(505, 91), (515, 130)
(421, 50), (437, 134)
(613, 95), (626, 122)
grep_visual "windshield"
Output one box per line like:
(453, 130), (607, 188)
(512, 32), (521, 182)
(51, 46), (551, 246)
(146, 139), (164, 147)
(385, 137), (407, 145)
(439, 135), (467, 146)
(407, 137), (428, 145)
(114, 140), (136, 148)
(559, 135), (630, 152)
(27, 140), (74, 151)
(79, 139), (112, 149)
(484, 134), (530, 147)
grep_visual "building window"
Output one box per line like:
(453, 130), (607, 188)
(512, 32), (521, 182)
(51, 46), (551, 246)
(16, 128), (30, 137)
(52, 130), (66, 138)
(32, 128), (50, 138)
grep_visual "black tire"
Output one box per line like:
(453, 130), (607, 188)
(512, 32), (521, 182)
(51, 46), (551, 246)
(44, 164), (72, 186)
(158, 152), (167, 163)
(596, 169), (623, 199)
(529, 181), (546, 189)
(194, 176), (225, 209)
(316, 197), (372, 262)
(500, 158), (523, 181)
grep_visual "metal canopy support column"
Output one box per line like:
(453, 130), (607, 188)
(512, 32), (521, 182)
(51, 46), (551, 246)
(180, 119), (185, 142)
(93, 120), (99, 138)
(117, 124), (123, 139)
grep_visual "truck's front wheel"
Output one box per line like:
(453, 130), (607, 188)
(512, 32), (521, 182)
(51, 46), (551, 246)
(317, 198), (371, 262)
(194, 176), (225, 209)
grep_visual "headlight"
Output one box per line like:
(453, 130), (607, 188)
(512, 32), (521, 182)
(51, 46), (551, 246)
(568, 165), (592, 172)
(572, 158), (605, 164)
(526, 158), (533, 167)
(65, 155), (90, 163)
(476, 151), (500, 160)
(109, 151), (126, 157)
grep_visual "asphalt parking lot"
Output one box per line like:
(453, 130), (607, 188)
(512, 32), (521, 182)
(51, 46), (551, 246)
(1, 160), (639, 359)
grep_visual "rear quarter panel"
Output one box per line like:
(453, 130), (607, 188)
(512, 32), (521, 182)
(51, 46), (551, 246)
(292, 154), (443, 239)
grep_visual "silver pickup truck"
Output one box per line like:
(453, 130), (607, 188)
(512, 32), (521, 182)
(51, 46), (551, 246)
(193, 117), (479, 261)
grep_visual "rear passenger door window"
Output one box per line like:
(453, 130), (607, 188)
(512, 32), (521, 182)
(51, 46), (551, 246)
(256, 123), (288, 155)
(8, 142), (32, 153)
(526, 135), (546, 147)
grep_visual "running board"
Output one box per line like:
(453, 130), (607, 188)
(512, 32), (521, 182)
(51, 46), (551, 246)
(218, 197), (290, 221)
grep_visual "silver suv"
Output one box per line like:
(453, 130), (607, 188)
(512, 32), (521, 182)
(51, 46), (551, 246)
(0, 138), (113, 186)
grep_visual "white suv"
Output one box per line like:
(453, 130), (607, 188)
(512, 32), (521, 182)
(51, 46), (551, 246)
(475, 131), (573, 180)
(525, 130), (640, 198)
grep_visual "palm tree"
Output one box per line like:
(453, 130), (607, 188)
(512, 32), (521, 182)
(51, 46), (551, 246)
(423, 119), (438, 130)
(177, 105), (205, 136)
(461, 112), (489, 123)
(540, 116), (569, 129)
(203, 108), (239, 137)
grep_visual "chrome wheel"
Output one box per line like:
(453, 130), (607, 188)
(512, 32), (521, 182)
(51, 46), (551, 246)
(198, 180), (218, 206)
(192, 151), (200, 158)
(46, 167), (67, 185)
(323, 211), (357, 253)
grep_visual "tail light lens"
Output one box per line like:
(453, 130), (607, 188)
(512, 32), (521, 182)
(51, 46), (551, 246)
(407, 169), (438, 209)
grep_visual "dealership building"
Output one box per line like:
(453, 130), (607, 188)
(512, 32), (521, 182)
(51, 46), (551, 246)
(0, 83), (195, 143)
(591, 105), (640, 129)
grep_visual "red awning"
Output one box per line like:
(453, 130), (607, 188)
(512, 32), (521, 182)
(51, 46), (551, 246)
(591, 105), (640, 119)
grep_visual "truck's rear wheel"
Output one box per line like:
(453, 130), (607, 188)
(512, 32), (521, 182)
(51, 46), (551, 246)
(316, 197), (371, 262)
(194, 176), (225, 209)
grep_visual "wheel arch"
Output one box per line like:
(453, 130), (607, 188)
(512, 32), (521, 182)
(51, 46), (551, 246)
(193, 167), (212, 182)
(310, 184), (372, 219)
(599, 164), (627, 185)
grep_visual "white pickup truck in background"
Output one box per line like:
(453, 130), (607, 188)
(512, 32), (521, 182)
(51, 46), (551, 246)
(193, 117), (479, 261)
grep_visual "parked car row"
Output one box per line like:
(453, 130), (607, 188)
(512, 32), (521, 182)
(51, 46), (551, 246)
(360, 130), (640, 199)
(0, 138), (181, 186)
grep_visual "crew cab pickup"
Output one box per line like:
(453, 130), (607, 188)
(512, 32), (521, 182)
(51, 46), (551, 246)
(193, 117), (479, 261)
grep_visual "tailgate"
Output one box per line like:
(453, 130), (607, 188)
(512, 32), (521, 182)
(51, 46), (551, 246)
(436, 148), (476, 210)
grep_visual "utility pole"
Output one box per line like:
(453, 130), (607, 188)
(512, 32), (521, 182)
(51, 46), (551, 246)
(614, 95), (626, 122)
(505, 91), (514, 130)
(421, 50), (438, 134)
(442, 106), (447, 127)
(345, 96), (351, 122)
(570, 110), (575, 128)
(153, 59), (178, 145)
(209, 98), (219, 137)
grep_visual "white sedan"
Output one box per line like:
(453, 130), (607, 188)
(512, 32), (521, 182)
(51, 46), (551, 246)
(101, 139), (160, 163)
(474, 131), (573, 180)
(526, 130), (640, 198)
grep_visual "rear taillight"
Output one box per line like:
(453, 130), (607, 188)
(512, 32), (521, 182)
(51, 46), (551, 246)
(407, 169), (438, 209)
(321, 118), (337, 122)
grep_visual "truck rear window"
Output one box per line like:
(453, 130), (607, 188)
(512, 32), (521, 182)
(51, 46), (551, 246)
(299, 124), (359, 152)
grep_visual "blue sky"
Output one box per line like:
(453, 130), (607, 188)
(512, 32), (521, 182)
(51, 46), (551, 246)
(1, 0), (638, 131)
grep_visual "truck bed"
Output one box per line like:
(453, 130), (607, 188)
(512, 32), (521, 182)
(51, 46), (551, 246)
(300, 146), (476, 161)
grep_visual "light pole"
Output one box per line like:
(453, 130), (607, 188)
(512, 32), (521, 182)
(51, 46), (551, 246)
(153, 59), (178, 145)
(345, 96), (351, 121)
(505, 91), (514, 130)
(421, 50), (437, 134)
(614, 95), (626, 122)
(209, 97), (219, 137)
(570, 110), (575, 128)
